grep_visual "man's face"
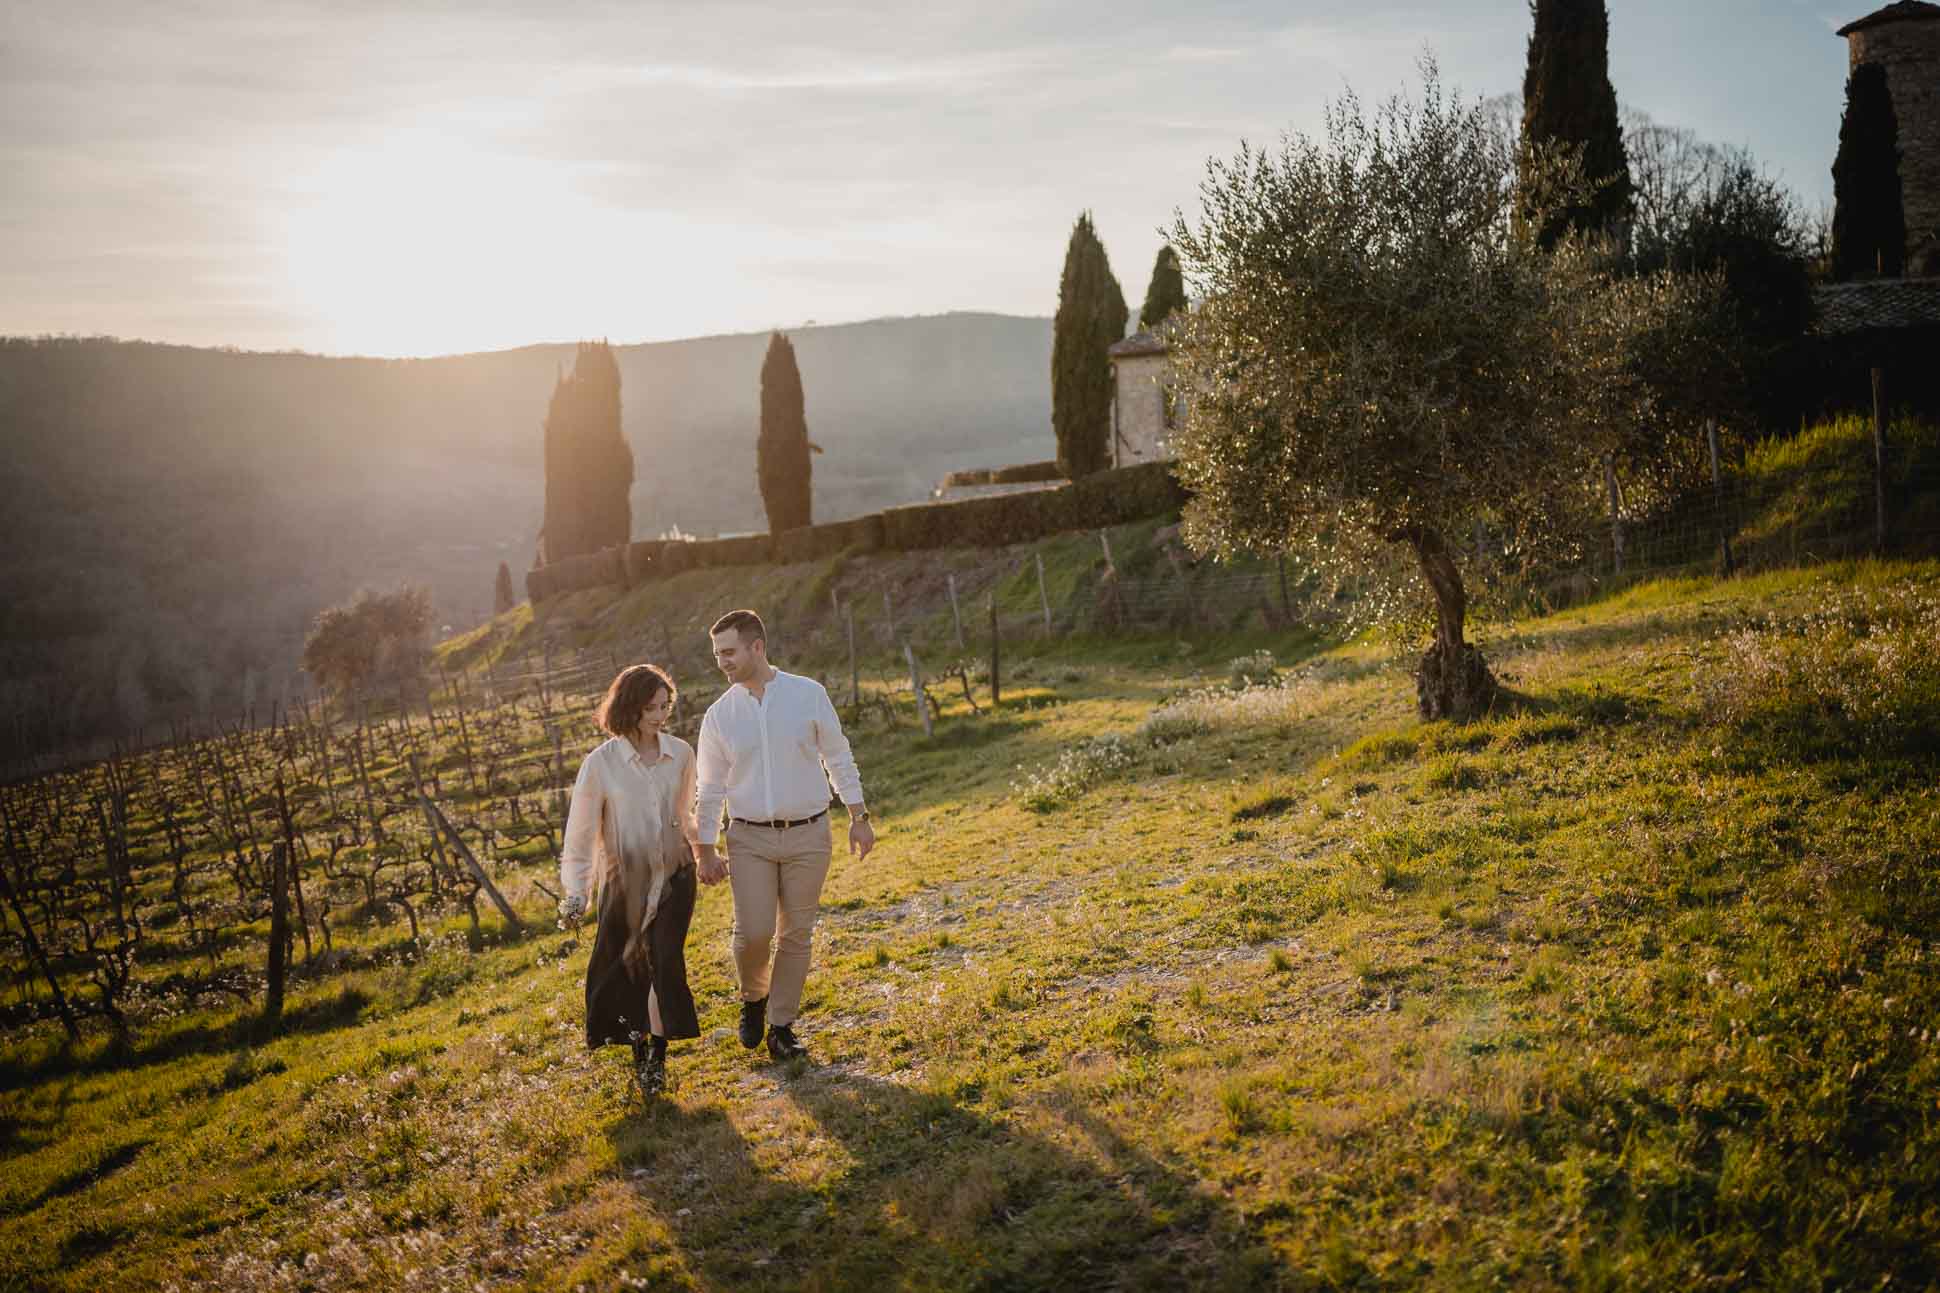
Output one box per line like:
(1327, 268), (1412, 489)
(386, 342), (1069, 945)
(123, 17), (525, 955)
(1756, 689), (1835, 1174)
(711, 628), (764, 683)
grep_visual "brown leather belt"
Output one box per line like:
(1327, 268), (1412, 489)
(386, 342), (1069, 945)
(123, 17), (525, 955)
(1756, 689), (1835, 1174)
(730, 810), (828, 830)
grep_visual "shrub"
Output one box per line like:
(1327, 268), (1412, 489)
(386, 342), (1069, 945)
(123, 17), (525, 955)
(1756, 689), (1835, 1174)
(1062, 462), (1186, 530)
(1137, 712), (1208, 746)
(1227, 649), (1276, 689)
(1698, 581), (1940, 756)
(302, 586), (434, 694)
(1142, 670), (1327, 736)
(880, 490), (1063, 551)
(940, 461), (1064, 488)
(622, 540), (668, 584)
(687, 534), (774, 569)
(777, 514), (885, 563)
(1011, 734), (1139, 812)
(524, 565), (554, 604)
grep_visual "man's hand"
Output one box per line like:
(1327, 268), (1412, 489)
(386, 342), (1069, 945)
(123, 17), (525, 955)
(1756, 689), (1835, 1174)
(695, 843), (728, 886)
(558, 893), (587, 931)
(848, 815), (876, 861)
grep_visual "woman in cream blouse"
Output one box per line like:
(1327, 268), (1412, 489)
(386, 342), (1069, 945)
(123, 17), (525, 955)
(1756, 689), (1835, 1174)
(558, 664), (703, 1096)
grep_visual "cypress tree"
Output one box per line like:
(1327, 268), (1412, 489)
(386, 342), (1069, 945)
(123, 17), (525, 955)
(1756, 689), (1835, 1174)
(1520, 0), (1633, 246)
(540, 340), (632, 563)
(494, 561), (515, 614)
(1831, 62), (1905, 280)
(1139, 244), (1188, 330)
(757, 331), (813, 533)
(1051, 213), (1129, 479)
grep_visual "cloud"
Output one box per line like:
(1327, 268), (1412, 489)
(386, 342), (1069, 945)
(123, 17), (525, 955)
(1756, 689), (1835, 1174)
(0, 0), (1853, 353)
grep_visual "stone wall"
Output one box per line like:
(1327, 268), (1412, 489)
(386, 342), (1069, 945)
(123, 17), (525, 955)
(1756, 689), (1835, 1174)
(1850, 15), (1940, 271)
(1111, 351), (1176, 468)
(522, 461), (1187, 603)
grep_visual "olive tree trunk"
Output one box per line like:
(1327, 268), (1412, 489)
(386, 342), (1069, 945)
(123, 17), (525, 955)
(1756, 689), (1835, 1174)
(1398, 524), (1498, 721)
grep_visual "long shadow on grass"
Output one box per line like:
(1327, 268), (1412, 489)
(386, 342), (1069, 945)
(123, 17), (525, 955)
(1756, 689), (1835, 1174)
(606, 1070), (1267, 1290)
(1485, 600), (1753, 664)
(0, 983), (370, 1089)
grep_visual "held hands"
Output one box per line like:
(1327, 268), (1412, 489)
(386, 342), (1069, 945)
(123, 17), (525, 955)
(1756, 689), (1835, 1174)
(557, 893), (587, 931)
(695, 842), (729, 886)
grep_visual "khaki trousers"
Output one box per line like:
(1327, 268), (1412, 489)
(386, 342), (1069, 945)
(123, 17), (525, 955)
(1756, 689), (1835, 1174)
(725, 818), (833, 1027)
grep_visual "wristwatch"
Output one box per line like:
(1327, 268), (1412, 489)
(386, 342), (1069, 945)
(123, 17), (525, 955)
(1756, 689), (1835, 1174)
(850, 807), (871, 823)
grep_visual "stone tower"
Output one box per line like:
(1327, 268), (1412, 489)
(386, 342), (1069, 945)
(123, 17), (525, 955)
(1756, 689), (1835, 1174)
(1839, 1), (1940, 272)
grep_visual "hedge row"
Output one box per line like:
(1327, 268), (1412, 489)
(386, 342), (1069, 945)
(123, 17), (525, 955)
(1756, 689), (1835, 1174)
(526, 461), (1186, 603)
(776, 513), (886, 562)
(938, 460), (1064, 488)
(525, 547), (621, 602)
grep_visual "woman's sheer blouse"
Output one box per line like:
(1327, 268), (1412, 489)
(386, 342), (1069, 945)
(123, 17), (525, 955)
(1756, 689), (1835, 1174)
(558, 731), (699, 901)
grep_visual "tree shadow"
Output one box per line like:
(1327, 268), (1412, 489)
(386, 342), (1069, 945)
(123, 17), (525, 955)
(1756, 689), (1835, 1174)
(2, 1134), (150, 1219)
(601, 1066), (1270, 1290)
(0, 984), (370, 1089)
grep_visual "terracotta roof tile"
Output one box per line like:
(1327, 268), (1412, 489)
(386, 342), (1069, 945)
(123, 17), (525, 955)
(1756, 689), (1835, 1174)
(1837, 1), (1940, 36)
(1813, 276), (1940, 335)
(1108, 330), (1168, 358)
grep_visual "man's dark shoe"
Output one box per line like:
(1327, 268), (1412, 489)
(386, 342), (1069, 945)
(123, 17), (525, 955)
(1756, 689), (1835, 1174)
(766, 1023), (808, 1063)
(738, 997), (768, 1050)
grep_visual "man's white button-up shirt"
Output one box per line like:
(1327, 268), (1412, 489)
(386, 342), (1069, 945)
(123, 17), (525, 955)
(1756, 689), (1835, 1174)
(694, 669), (864, 845)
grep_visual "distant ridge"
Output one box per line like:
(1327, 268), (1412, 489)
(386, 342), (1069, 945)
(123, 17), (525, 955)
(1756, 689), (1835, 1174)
(0, 311), (1055, 755)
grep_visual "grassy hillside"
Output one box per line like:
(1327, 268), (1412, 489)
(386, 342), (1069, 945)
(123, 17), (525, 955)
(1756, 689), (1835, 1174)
(0, 314), (1053, 763)
(5, 553), (1939, 1288)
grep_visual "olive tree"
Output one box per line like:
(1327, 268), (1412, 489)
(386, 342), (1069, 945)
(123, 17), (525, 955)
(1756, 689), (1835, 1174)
(1167, 62), (1726, 720)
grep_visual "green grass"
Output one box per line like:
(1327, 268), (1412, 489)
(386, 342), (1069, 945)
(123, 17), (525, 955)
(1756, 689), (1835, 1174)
(7, 560), (1940, 1289)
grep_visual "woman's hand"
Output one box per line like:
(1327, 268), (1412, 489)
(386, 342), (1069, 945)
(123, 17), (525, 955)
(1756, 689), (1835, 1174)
(558, 893), (587, 930)
(695, 843), (729, 886)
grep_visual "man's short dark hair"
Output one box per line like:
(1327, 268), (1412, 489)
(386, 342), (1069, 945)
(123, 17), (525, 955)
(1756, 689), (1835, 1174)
(710, 609), (766, 643)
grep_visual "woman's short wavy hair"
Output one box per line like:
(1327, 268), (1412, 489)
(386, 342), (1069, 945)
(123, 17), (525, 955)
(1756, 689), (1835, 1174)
(593, 663), (676, 738)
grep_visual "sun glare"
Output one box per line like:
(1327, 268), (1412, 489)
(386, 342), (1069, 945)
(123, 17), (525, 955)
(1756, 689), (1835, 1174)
(278, 132), (649, 356)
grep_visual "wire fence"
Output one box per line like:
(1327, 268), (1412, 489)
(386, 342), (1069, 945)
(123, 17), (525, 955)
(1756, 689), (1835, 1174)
(9, 426), (1936, 776)
(476, 430), (1938, 725)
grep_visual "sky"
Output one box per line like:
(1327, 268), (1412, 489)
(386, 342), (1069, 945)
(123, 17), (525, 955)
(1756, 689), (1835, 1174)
(0, 0), (1867, 358)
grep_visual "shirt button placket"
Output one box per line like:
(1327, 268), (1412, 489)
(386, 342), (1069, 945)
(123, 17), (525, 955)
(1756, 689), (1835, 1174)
(758, 692), (774, 821)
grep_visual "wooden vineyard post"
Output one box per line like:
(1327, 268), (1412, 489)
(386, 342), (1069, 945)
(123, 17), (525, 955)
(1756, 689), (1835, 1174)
(989, 595), (1002, 707)
(1035, 552), (1052, 635)
(0, 805), (79, 1040)
(947, 573), (965, 650)
(846, 603), (859, 710)
(1100, 530), (1126, 627)
(265, 843), (290, 1021)
(1163, 546), (1200, 628)
(904, 643), (933, 738)
(552, 728), (567, 826)
(1707, 419), (1735, 576)
(1605, 457), (1625, 576)
(659, 623), (682, 725)
(1873, 366), (1890, 553)
(419, 789), (526, 935)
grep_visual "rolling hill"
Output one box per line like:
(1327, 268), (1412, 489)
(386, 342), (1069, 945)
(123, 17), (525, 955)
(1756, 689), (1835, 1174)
(0, 313), (1053, 758)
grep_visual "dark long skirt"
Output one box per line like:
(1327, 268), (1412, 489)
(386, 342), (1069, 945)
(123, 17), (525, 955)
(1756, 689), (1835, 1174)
(585, 863), (700, 1047)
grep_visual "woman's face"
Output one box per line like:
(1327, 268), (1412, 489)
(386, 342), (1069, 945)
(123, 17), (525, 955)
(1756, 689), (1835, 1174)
(637, 687), (672, 737)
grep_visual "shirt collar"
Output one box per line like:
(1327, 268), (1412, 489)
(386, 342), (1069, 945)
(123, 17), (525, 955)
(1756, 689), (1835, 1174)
(732, 666), (783, 699)
(625, 730), (675, 765)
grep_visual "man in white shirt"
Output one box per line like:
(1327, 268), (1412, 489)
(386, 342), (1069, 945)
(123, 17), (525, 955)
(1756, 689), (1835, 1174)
(694, 608), (874, 1062)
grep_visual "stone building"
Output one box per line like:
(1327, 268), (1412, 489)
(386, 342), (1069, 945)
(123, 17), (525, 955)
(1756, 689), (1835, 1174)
(1839, 0), (1940, 272)
(1106, 329), (1180, 467)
